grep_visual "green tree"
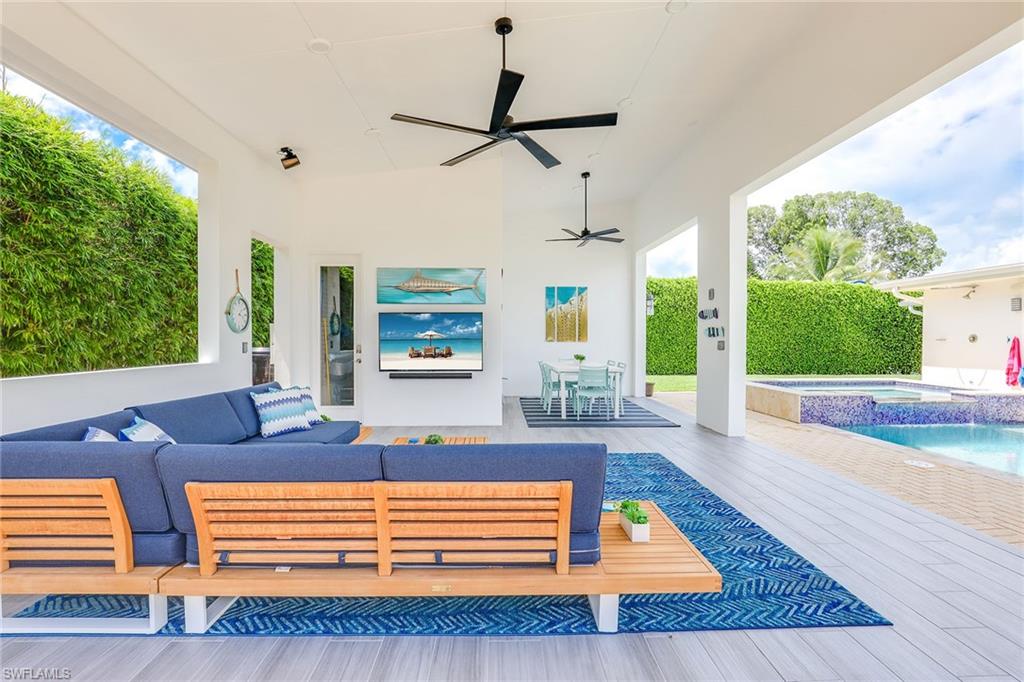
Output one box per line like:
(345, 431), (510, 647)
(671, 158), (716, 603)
(251, 239), (274, 347)
(0, 90), (198, 377)
(770, 228), (871, 282)
(747, 191), (944, 279)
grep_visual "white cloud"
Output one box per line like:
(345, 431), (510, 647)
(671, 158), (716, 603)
(647, 227), (698, 277)
(748, 42), (1023, 274)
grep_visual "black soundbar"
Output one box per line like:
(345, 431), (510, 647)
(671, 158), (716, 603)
(388, 372), (473, 380)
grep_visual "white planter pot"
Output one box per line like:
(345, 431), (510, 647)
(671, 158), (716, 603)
(619, 514), (650, 543)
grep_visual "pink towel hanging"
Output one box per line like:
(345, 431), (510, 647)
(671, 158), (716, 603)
(1007, 336), (1022, 387)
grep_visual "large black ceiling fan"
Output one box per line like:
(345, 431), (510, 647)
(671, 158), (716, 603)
(547, 172), (624, 247)
(390, 17), (618, 169)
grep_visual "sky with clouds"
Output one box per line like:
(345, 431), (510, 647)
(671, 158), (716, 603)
(648, 42), (1023, 278)
(4, 67), (198, 200)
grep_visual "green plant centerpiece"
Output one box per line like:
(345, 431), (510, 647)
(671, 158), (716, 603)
(573, 353), (586, 363)
(615, 500), (650, 542)
(424, 434), (445, 445)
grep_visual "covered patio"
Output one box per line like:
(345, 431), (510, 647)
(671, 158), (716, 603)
(1, 2), (1021, 680)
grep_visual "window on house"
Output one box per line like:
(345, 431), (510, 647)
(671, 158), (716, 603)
(0, 66), (199, 378)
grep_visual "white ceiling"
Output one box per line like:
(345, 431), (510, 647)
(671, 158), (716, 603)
(65, 1), (823, 208)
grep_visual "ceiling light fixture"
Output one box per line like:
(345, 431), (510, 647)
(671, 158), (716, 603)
(664, 0), (687, 14)
(617, 96), (633, 109)
(307, 38), (332, 55)
(587, 152), (601, 160)
(278, 147), (300, 170)
(364, 127), (382, 136)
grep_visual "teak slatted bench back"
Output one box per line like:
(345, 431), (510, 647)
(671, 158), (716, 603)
(0, 478), (133, 573)
(0, 478), (173, 634)
(184, 480), (574, 577)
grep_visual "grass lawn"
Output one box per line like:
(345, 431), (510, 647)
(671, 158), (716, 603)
(646, 373), (922, 393)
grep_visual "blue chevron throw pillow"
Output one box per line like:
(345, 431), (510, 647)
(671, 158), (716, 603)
(250, 387), (312, 438)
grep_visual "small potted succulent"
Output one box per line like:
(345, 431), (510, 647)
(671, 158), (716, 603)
(423, 434), (445, 445)
(616, 500), (649, 542)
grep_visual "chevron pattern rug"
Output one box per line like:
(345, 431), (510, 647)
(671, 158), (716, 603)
(519, 397), (679, 428)
(11, 453), (888, 635)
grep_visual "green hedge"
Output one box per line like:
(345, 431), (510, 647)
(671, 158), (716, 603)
(251, 239), (274, 347)
(0, 91), (198, 377)
(646, 277), (921, 375)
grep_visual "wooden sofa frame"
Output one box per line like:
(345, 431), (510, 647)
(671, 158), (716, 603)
(0, 478), (172, 634)
(161, 481), (721, 634)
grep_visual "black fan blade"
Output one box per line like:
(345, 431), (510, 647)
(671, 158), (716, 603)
(489, 69), (524, 133)
(592, 236), (625, 243)
(508, 112), (618, 132)
(440, 139), (505, 166)
(512, 132), (560, 169)
(576, 239), (591, 248)
(391, 114), (494, 139)
(586, 228), (620, 238)
(562, 228), (581, 238)
(546, 238), (580, 242)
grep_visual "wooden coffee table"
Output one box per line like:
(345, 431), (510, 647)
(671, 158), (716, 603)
(392, 436), (488, 445)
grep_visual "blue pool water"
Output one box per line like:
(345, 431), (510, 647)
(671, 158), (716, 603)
(844, 423), (1024, 476)
(783, 383), (949, 401)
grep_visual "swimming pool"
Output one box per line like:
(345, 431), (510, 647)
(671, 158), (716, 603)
(844, 423), (1024, 476)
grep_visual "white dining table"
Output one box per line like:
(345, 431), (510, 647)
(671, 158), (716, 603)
(549, 362), (625, 420)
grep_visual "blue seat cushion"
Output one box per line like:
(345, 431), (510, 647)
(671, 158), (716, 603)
(238, 420), (361, 445)
(0, 441), (173, 532)
(381, 443), (607, 565)
(1, 410), (138, 442)
(156, 443), (385, 534)
(129, 393), (247, 445)
(224, 382), (281, 438)
(11, 531), (185, 568)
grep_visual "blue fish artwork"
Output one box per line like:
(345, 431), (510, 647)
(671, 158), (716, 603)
(377, 268), (486, 304)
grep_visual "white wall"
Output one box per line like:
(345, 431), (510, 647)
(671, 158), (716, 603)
(920, 278), (1024, 390)
(290, 161), (503, 427)
(502, 201), (636, 397)
(0, 4), (298, 433)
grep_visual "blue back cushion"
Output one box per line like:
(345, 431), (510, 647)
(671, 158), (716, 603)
(382, 443), (607, 533)
(130, 393), (247, 445)
(0, 441), (173, 532)
(156, 444), (385, 534)
(224, 382), (281, 438)
(1, 410), (137, 442)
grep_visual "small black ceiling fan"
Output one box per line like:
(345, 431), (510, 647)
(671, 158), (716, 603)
(391, 17), (618, 169)
(547, 172), (624, 247)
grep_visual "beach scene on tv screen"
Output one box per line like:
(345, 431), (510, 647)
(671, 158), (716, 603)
(379, 312), (483, 371)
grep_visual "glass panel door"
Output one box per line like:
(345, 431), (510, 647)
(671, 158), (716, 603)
(319, 265), (356, 407)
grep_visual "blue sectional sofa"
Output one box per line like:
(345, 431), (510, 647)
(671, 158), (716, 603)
(0, 387), (608, 569)
(0, 382), (364, 567)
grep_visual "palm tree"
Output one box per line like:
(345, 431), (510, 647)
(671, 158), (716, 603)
(769, 228), (872, 282)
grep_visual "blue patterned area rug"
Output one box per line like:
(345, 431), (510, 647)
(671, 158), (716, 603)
(520, 397), (680, 428)
(11, 453), (888, 636)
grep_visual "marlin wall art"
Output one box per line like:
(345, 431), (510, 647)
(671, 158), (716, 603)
(377, 268), (486, 304)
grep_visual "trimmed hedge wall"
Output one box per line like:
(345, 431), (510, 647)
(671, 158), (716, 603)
(646, 277), (921, 375)
(0, 90), (198, 378)
(251, 239), (274, 347)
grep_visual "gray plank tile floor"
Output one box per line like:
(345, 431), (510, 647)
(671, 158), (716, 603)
(2, 396), (1021, 681)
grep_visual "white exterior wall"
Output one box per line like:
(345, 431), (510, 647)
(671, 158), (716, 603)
(0, 4), (299, 433)
(291, 162), (504, 427)
(501, 201), (637, 398)
(920, 278), (1024, 390)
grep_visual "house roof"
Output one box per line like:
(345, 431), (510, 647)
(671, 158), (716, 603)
(876, 263), (1024, 291)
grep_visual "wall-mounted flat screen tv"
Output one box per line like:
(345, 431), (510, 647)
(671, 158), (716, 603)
(379, 312), (483, 372)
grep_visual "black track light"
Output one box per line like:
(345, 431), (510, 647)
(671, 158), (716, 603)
(278, 147), (300, 170)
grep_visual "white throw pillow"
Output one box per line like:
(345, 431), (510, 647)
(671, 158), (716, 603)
(119, 416), (176, 444)
(82, 426), (118, 442)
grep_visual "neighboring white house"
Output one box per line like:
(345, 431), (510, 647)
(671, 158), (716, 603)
(877, 264), (1024, 390)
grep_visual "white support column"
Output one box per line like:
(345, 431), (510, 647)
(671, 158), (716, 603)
(588, 593), (620, 633)
(695, 194), (747, 437)
(183, 595), (238, 634)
